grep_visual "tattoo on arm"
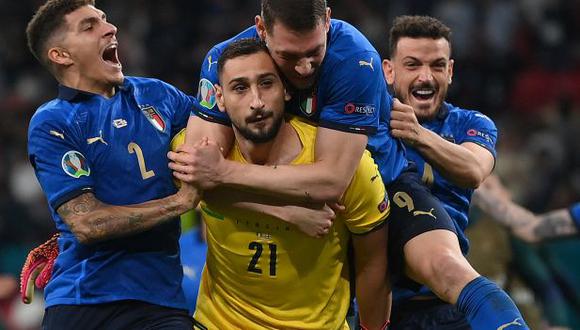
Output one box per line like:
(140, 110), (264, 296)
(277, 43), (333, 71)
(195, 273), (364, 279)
(534, 210), (576, 240)
(57, 192), (185, 244)
(472, 190), (535, 228)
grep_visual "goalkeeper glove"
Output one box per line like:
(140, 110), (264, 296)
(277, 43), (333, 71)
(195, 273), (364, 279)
(20, 233), (60, 304)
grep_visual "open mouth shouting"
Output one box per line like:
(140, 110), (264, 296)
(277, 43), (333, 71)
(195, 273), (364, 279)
(101, 42), (122, 70)
(411, 85), (436, 103)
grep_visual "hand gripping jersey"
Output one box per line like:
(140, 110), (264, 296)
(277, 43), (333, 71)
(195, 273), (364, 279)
(193, 19), (407, 185)
(27, 77), (195, 309)
(192, 118), (390, 329)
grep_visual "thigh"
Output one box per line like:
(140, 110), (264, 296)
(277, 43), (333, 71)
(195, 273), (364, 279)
(387, 170), (457, 288)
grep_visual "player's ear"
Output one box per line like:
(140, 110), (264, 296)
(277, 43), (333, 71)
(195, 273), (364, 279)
(255, 15), (266, 40)
(382, 59), (395, 85)
(48, 47), (73, 66)
(324, 7), (331, 33)
(215, 84), (226, 113)
(283, 87), (291, 102)
(448, 59), (454, 85)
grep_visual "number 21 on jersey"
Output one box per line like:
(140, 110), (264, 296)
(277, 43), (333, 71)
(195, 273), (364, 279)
(247, 241), (278, 277)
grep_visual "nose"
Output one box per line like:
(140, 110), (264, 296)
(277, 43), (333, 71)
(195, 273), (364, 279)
(295, 58), (315, 77)
(250, 88), (265, 110)
(417, 67), (433, 82)
(104, 21), (118, 38)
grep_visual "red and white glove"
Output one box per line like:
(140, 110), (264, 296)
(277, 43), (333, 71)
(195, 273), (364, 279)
(20, 233), (60, 304)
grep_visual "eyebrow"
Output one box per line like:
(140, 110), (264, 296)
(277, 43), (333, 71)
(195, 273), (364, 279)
(277, 44), (323, 58)
(77, 12), (106, 29)
(227, 72), (278, 86)
(402, 56), (448, 63)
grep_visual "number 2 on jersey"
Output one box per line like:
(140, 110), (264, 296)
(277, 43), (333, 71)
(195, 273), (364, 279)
(128, 142), (155, 179)
(248, 241), (277, 277)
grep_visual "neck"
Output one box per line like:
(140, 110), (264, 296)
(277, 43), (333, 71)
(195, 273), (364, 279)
(59, 72), (117, 98)
(235, 121), (301, 165)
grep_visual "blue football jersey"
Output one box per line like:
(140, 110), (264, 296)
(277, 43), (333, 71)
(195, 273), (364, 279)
(394, 103), (498, 302)
(27, 77), (195, 309)
(405, 103), (498, 254)
(571, 202), (580, 230)
(193, 19), (407, 184)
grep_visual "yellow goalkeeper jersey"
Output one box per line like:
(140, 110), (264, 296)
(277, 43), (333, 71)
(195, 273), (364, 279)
(193, 117), (389, 330)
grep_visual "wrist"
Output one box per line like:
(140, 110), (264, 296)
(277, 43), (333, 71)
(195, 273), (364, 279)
(219, 159), (239, 186)
(175, 186), (197, 213)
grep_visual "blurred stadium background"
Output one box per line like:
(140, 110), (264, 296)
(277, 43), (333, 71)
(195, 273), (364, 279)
(0, 0), (579, 329)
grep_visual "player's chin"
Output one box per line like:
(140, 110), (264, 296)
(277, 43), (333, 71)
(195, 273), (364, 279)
(108, 71), (125, 86)
(411, 99), (438, 119)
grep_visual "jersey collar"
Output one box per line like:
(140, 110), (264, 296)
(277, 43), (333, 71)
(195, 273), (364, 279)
(57, 80), (130, 102)
(436, 102), (450, 120)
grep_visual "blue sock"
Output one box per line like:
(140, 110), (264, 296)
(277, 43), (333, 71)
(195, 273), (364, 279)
(457, 276), (529, 330)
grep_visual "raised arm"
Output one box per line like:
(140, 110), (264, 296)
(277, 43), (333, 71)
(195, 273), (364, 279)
(391, 100), (495, 189)
(58, 184), (199, 245)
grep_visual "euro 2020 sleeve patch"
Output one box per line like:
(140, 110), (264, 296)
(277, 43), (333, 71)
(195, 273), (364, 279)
(61, 150), (90, 178)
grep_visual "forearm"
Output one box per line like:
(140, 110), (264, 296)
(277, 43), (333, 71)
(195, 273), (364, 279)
(415, 128), (488, 188)
(220, 160), (346, 203)
(203, 187), (334, 238)
(471, 189), (536, 229)
(204, 187), (290, 222)
(220, 128), (367, 203)
(58, 191), (198, 245)
(353, 227), (390, 328)
(533, 209), (577, 240)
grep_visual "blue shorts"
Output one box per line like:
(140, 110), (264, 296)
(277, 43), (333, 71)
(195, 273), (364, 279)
(386, 166), (457, 290)
(42, 300), (192, 330)
(390, 298), (470, 330)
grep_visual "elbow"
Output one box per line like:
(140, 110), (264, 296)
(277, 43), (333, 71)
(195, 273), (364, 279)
(311, 180), (349, 203)
(456, 169), (487, 189)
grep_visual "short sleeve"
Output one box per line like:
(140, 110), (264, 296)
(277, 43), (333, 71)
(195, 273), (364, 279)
(28, 117), (93, 210)
(457, 112), (498, 159)
(193, 47), (231, 126)
(318, 51), (384, 135)
(341, 150), (390, 234)
(161, 81), (198, 135)
(570, 202), (580, 231)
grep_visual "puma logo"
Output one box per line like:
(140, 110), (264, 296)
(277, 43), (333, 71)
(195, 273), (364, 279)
(87, 130), (108, 145)
(50, 130), (65, 140)
(358, 57), (374, 71)
(207, 55), (218, 72)
(413, 208), (436, 219)
(497, 318), (524, 330)
(371, 174), (379, 182)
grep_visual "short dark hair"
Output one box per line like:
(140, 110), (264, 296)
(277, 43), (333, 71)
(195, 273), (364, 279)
(261, 0), (327, 33)
(389, 15), (452, 57)
(26, 0), (94, 69)
(217, 38), (270, 81)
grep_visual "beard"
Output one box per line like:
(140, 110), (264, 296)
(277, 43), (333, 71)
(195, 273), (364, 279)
(232, 110), (284, 144)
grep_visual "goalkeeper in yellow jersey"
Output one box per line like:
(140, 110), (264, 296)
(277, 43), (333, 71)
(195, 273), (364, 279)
(170, 38), (391, 329)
